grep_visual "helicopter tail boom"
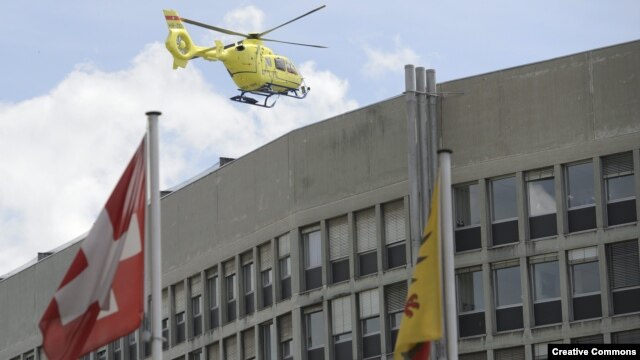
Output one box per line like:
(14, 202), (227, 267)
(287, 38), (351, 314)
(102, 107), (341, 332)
(163, 9), (221, 69)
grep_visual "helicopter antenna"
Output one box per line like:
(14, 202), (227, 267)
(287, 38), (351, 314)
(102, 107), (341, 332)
(256, 5), (326, 38)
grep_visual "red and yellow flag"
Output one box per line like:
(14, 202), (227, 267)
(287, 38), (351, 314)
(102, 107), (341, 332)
(394, 179), (442, 360)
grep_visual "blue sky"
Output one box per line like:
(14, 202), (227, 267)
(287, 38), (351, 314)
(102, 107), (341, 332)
(1, 0), (639, 276)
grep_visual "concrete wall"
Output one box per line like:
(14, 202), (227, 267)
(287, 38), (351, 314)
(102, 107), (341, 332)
(439, 40), (640, 180)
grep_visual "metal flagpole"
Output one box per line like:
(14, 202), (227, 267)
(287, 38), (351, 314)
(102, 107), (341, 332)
(146, 111), (163, 360)
(438, 149), (458, 360)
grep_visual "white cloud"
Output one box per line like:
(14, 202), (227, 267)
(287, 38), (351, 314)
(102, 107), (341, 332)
(0, 42), (357, 276)
(223, 5), (265, 34)
(363, 36), (422, 78)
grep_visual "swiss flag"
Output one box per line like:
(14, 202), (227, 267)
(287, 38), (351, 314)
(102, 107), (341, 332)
(39, 137), (147, 360)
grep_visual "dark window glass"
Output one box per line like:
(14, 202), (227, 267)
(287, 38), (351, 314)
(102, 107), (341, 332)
(458, 269), (486, 337)
(305, 310), (325, 354)
(604, 153), (637, 226)
(491, 177), (517, 221)
(304, 230), (322, 269)
(192, 295), (202, 336)
(567, 162), (595, 208)
(207, 275), (219, 329)
(495, 266), (522, 307)
(175, 311), (185, 343)
(162, 318), (169, 350)
(607, 240), (640, 314)
(528, 177), (556, 217)
(457, 270), (485, 312)
(455, 183), (481, 228)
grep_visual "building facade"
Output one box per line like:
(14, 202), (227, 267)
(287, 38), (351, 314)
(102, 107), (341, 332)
(1, 40), (639, 360)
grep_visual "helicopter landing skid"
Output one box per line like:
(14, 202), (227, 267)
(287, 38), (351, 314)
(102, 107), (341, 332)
(229, 83), (310, 108)
(230, 92), (278, 108)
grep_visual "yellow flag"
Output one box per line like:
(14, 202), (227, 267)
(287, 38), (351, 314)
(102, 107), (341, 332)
(394, 179), (442, 360)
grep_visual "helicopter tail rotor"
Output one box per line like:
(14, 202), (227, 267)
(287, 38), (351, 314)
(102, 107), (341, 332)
(163, 9), (211, 68)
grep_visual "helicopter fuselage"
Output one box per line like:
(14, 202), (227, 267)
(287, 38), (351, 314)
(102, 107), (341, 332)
(218, 40), (303, 94)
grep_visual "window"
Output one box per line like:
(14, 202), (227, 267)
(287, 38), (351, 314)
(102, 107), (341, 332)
(566, 161), (596, 232)
(571, 334), (603, 344)
(225, 260), (237, 323)
(96, 348), (107, 360)
(328, 216), (350, 283)
(569, 247), (601, 320)
(612, 329), (640, 344)
(190, 275), (203, 337)
(384, 200), (407, 268)
(242, 253), (255, 315)
(224, 335), (238, 360)
(243, 328), (255, 360)
(22, 351), (35, 360)
(607, 240), (640, 314)
(530, 255), (562, 325)
(454, 183), (481, 252)
(128, 332), (138, 360)
(261, 322), (276, 360)
(303, 227), (323, 291)
(162, 318), (169, 350)
(456, 267), (485, 337)
(490, 176), (519, 246)
(331, 296), (353, 360)
(356, 208), (378, 276)
(189, 349), (202, 360)
(305, 307), (326, 360)
(359, 288), (381, 359)
(264, 57), (273, 68)
(286, 61), (298, 74)
(191, 295), (202, 336)
(603, 152), (637, 226)
(385, 282), (407, 348)
(207, 342), (220, 360)
(174, 282), (186, 344)
(278, 314), (293, 360)
(175, 311), (186, 344)
(526, 168), (557, 239)
(533, 342), (555, 360)
(494, 346), (525, 360)
(112, 339), (122, 360)
(493, 261), (523, 332)
(161, 288), (169, 348)
(278, 234), (292, 300)
(460, 352), (487, 360)
(275, 58), (286, 71)
(207, 269), (219, 329)
(259, 243), (273, 308)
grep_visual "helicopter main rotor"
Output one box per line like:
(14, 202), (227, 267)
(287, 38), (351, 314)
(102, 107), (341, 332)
(180, 5), (327, 48)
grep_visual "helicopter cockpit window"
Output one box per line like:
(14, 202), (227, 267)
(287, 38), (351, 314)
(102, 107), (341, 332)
(275, 58), (286, 71)
(286, 61), (298, 75)
(264, 57), (273, 68)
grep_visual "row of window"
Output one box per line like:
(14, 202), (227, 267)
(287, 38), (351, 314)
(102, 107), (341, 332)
(456, 239), (640, 337)
(460, 330), (640, 360)
(182, 282), (406, 360)
(71, 198), (409, 360)
(454, 151), (637, 251)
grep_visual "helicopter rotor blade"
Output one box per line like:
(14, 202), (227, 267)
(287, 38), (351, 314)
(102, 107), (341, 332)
(256, 5), (326, 38)
(260, 38), (327, 48)
(181, 17), (249, 38)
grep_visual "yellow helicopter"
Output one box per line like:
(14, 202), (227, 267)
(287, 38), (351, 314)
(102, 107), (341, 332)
(163, 6), (326, 108)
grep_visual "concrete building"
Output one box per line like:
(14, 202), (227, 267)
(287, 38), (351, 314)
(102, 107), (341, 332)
(1, 40), (639, 360)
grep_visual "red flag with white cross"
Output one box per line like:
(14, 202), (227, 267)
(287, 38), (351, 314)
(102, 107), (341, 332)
(39, 137), (146, 360)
